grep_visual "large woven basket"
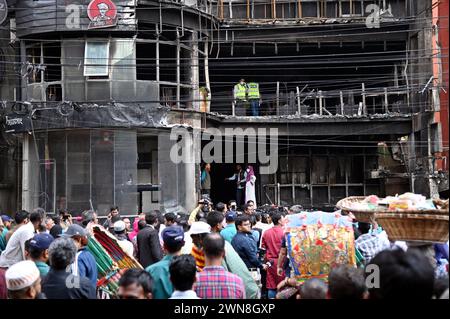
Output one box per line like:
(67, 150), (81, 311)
(376, 211), (449, 243)
(336, 196), (376, 223)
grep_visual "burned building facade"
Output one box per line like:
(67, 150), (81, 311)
(0, 0), (447, 216)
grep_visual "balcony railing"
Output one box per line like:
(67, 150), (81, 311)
(210, 0), (405, 23)
(207, 84), (413, 117)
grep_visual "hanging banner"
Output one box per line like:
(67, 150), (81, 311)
(87, 0), (118, 29)
(4, 114), (31, 134)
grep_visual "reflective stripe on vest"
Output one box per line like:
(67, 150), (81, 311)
(247, 82), (260, 99)
(234, 84), (247, 99)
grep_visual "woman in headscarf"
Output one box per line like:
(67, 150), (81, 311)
(245, 165), (257, 207)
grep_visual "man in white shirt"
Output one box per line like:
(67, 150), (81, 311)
(0, 211), (43, 268)
(169, 254), (199, 299)
(113, 221), (134, 257)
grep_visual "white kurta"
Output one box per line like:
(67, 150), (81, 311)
(245, 175), (257, 207)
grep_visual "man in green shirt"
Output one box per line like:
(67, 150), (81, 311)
(28, 233), (55, 277)
(146, 225), (184, 299)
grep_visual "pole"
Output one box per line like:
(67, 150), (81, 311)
(340, 90), (344, 115)
(204, 40), (210, 112)
(297, 86), (301, 115)
(384, 87), (388, 113)
(319, 90), (323, 115)
(276, 81), (280, 116)
(362, 83), (366, 115)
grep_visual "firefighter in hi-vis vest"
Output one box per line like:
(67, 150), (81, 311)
(247, 81), (261, 116)
(233, 78), (248, 116)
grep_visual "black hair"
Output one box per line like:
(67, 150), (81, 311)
(138, 219), (147, 230)
(328, 265), (367, 299)
(169, 255), (197, 291)
(261, 213), (270, 224)
(358, 222), (371, 235)
(154, 210), (164, 231)
(145, 212), (158, 225)
(215, 202), (226, 213)
(164, 213), (177, 224)
(52, 216), (60, 224)
(111, 214), (122, 224)
(29, 245), (46, 260)
(203, 233), (225, 258)
(367, 249), (435, 299)
(177, 215), (190, 232)
(48, 238), (77, 270)
(228, 200), (237, 207)
(255, 212), (262, 222)
(24, 238), (32, 255)
(14, 210), (30, 224)
(119, 268), (153, 295)
(271, 211), (284, 226)
(29, 211), (43, 224)
(32, 207), (46, 219)
(246, 200), (255, 205)
(299, 278), (328, 299)
(110, 206), (119, 212)
(206, 211), (225, 229)
(235, 215), (251, 228)
(243, 203), (252, 212)
(249, 215), (257, 226)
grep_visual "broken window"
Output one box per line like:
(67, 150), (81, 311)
(46, 84), (62, 101)
(136, 42), (157, 81)
(84, 41), (110, 77)
(159, 44), (176, 83)
(26, 45), (41, 83)
(43, 43), (61, 82)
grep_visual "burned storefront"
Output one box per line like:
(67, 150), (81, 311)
(3, 0), (213, 216)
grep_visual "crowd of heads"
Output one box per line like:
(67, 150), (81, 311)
(1, 199), (448, 300)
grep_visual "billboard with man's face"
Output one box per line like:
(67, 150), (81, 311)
(87, 0), (118, 29)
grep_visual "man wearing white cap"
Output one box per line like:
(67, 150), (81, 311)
(113, 220), (134, 257)
(5, 260), (43, 299)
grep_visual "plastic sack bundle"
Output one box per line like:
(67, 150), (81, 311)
(284, 211), (356, 283)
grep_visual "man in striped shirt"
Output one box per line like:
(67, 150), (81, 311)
(194, 233), (246, 299)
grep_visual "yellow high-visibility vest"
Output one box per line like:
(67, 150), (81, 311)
(234, 83), (247, 100)
(247, 82), (260, 99)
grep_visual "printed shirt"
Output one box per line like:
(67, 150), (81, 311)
(194, 266), (246, 299)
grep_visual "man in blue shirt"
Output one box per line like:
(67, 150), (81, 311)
(231, 215), (269, 272)
(146, 225), (185, 299)
(220, 212), (237, 243)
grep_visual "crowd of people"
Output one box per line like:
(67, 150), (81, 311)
(0, 199), (448, 299)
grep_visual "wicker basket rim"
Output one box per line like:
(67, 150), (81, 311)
(376, 213), (449, 220)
